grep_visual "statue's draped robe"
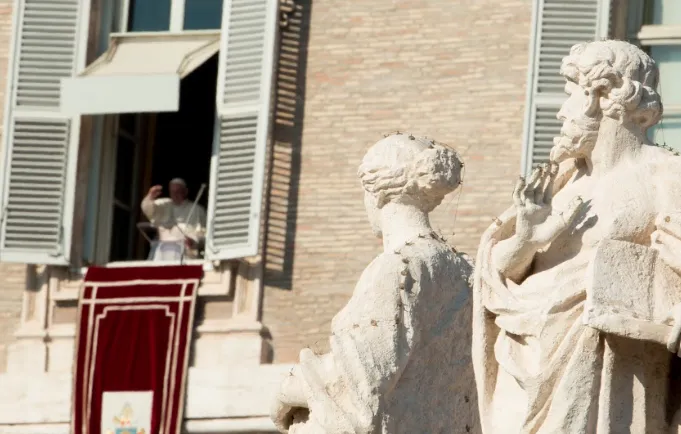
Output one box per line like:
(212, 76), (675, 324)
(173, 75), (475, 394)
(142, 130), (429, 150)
(472, 163), (681, 434)
(286, 239), (475, 434)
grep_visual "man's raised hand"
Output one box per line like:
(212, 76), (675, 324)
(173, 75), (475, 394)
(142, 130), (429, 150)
(147, 185), (162, 199)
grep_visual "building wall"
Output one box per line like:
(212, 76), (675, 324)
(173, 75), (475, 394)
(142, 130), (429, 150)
(263, 0), (533, 362)
(0, 0), (535, 371)
(0, 0), (24, 374)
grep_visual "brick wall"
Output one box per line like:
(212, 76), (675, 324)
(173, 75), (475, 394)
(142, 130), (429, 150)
(263, 0), (533, 362)
(0, 0), (25, 373)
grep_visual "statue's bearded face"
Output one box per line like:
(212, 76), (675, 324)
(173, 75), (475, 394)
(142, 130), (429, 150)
(550, 80), (601, 163)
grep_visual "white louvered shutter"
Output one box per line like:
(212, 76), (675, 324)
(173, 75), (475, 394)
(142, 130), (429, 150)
(521, 0), (610, 173)
(0, 0), (90, 264)
(206, 0), (278, 260)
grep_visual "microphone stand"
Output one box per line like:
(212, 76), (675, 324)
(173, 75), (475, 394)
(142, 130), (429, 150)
(179, 183), (208, 265)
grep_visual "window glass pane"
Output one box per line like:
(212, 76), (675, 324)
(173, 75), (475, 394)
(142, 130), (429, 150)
(649, 0), (681, 26)
(128, 0), (171, 32)
(651, 46), (681, 106)
(97, 1), (116, 56)
(184, 0), (223, 30)
(649, 114), (681, 153)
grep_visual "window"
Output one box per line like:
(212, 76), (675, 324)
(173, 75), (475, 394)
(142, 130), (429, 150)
(184, 0), (224, 30)
(128, 0), (172, 32)
(520, 0), (610, 174)
(631, 0), (681, 152)
(110, 114), (145, 262)
(0, 0), (279, 266)
(90, 59), (217, 264)
(122, 0), (223, 33)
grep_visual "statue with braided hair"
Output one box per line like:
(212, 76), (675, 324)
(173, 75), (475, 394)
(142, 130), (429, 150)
(270, 133), (476, 433)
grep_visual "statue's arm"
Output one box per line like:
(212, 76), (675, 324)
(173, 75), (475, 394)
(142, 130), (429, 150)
(272, 257), (408, 433)
(491, 236), (539, 283)
(307, 258), (413, 432)
(490, 163), (582, 284)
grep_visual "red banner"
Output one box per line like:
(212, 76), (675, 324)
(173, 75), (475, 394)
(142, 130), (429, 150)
(72, 266), (202, 434)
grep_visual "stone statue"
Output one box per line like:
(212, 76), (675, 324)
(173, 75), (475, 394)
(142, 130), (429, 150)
(473, 39), (681, 433)
(271, 134), (476, 433)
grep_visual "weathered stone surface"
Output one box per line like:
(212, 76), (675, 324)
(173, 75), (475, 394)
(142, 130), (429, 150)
(473, 40), (681, 433)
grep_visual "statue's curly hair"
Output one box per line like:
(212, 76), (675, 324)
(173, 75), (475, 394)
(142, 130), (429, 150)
(560, 40), (662, 130)
(357, 134), (463, 213)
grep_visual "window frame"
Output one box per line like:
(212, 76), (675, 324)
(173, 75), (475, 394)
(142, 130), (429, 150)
(120, 0), (223, 33)
(108, 114), (145, 262)
(120, 0), (186, 32)
(81, 0), (279, 267)
(629, 0), (681, 149)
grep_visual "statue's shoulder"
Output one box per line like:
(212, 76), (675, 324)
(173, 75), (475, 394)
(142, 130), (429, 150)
(633, 149), (681, 208)
(369, 239), (472, 283)
(362, 251), (409, 281)
(401, 240), (474, 284)
(650, 152), (681, 173)
(639, 149), (681, 183)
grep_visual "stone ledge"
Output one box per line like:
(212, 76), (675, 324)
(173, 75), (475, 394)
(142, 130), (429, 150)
(0, 364), (293, 426)
(0, 418), (278, 434)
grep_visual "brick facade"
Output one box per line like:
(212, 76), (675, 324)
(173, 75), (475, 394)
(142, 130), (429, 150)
(263, 0), (532, 362)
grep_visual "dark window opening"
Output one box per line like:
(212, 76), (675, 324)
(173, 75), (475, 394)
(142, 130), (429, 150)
(108, 54), (217, 262)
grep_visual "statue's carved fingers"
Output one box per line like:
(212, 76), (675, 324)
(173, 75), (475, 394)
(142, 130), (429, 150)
(523, 167), (543, 204)
(513, 176), (525, 207)
(543, 163), (558, 205)
(535, 163), (553, 205)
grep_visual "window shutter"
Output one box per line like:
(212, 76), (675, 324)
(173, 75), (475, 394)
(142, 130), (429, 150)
(206, 0), (278, 260)
(0, 0), (90, 264)
(521, 0), (611, 174)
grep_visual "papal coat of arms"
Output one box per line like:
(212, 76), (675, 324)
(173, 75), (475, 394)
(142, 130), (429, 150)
(104, 402), (146, 434)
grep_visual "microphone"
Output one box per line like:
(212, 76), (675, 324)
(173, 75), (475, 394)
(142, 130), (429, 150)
(179, 183), (208, 265)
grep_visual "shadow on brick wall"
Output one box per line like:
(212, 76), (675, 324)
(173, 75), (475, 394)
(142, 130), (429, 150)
(263, 0), (312, 290)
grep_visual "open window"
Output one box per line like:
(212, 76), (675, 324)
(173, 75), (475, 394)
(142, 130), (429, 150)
(89, 55), (217, 264)
(74, 0), (280, 267)
(0, 0), (280, 266)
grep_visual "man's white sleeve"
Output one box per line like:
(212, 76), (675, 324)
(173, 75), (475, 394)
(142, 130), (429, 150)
(141, 198), (170, 224)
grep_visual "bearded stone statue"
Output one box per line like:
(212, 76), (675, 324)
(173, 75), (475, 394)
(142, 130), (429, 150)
(473, 40), (681, 433)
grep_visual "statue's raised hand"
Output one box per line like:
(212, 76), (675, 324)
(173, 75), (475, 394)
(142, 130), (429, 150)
(512, 163), (583, 248)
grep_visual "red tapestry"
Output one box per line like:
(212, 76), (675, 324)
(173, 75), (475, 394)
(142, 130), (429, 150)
(72, 265), (202, 434)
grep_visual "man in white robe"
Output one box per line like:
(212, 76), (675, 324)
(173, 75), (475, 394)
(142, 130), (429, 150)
(141, 178), (207, 260)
